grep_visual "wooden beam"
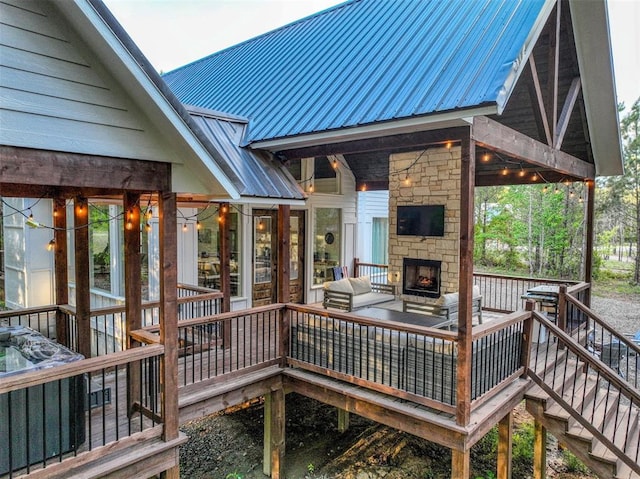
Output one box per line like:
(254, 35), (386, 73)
(159, 191), (180, 443)
(337, 408), (350, 433)
(497, 412), (513, 479)
(451, 449), (470, 479)
(53, 197), (69, 347)
(277, 205), (291, 303)
(554, 77), (582, 150)
(74, 196), (91, 359)
(533, 415), (547, 479)
(0, 146), (171, 191)
(547, 2), (560, 143)
(278, 127), (469, 160)
(456, 137), (475, 427)
(471, 116), (595, 179)
(270, 388), (286, 479)
(526, 56), (552, 146)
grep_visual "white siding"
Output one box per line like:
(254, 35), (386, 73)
(0, 0), (178, 162)
(356, 191), (389, 263)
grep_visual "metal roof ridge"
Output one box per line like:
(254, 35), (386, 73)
(184, 104), (249, 124)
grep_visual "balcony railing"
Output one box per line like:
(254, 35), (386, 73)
(0, 345), (164, 477)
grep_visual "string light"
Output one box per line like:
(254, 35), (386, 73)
(332, 158), (338, 169)
(47, 239), (55, 251)
(146, 208), (153, 220)
(53, 207), (59, 218)
(196, 220), (202, 230)
(145, 222), (152, 233)
(502, 166), (508, 176)
(182, 223), (188, 232)
(361, 183), (367, 191)
(125, 209), (134, 230)
(532, 173), (538, 181)
(446, 141), (452, 149)
(257, 219), (264, 230)
(403, 175), (411, 186)
(482, 153), (490, 162)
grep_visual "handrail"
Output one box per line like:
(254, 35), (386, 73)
(471, 309), (530, 339)
(0, 344), (164, 394)
(528, 311), (640, 473)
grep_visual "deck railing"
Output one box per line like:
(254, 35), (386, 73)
(528, 311), (640, 474)
(353, 259), (389, 284)
(562, 284), (640, 390)
(0, 345), (164, 478)
(0, 285), (223, 358)
(287, 305), (528, 414)
(472, 272), (581, 313)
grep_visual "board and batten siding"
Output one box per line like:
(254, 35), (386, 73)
(0, 0), (176, 163)
(356, 190), (389, 264)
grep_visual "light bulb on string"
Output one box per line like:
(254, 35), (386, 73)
(332, 158), (338, 169)
(146, 208), (153, 220)
(196, 220), (202, 230)
(502, 166), (508, 176)
(145, 222), (152, 233)
(403, 175), (411, 186)
(47, 239), (56, 251)
(361, 183), (367, 192)
(182, 223), (188, 232)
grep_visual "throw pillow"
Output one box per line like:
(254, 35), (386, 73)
(349, 276), (372, 295)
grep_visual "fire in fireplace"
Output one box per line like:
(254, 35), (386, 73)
(403, 258), (442, 298)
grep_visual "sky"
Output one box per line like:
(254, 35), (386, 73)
(103, 0), (639, 114)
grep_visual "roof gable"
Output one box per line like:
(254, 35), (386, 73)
(164, 0), (547, 145)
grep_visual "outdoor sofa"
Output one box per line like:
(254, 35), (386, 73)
(322, 276), (396, 311)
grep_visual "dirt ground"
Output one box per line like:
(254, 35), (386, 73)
(179, 394), (599, 479)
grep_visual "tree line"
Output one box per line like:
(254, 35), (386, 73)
(474, 99), (640, 284)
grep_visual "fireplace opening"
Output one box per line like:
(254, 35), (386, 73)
(403, 258), (442, 298)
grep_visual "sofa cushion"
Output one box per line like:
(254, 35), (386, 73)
(351, 292), (394, 309)
(349, 276), (372, 295)
(324, 278), (354, 294)
(436, 292), (458, 307)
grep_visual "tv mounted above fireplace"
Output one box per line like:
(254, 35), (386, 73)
(396, 205), (445, 237)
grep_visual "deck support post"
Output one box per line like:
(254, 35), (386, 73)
(497, 411), (513, 479)
(456, 134), (475, 427)
(74, 195), (91, 359)
(263, 393), (272, 476)
(451, 449), (470, 478)
(337, 408), (350, 432)
(158, 191), (180, 479)
(219, 202), (231, 313)
(53, 197), (69, 347)
(533, 414), (547, 479)
(583, 179), (595, 307)
(267, 388), (285, 479)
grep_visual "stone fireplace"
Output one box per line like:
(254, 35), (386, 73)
(403, 258), (441, 298)
(388, 146), (462, 298)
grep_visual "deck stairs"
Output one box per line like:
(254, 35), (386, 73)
(525, 318), (640, 479)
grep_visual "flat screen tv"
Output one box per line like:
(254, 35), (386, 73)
(396, 205), (445, 237)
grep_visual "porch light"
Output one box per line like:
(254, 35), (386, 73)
(47, 239), (55, 251)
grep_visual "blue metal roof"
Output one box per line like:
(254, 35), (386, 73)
(187, 107), (305, 199)
(164, 0), (547, 145)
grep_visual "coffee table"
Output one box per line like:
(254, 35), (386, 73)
(352, 306), (452, 329)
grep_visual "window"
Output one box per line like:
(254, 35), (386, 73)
(254, 216), (272, 284)
(372, 217), (389, 265)
(287, 157), (341, 194)
(312, 208), (341, 285)
(196, 206), (241, 295)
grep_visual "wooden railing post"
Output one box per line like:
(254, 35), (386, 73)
(53, 197), (69, 347)
(279, 306), (290, 367)
(557, 284), (567, 333)
(353, 257), (359, 278)
(521, 300), (535, 376)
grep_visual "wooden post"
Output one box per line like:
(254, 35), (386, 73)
(521, 300), (535, 377)
(277, 204), (291, 303)
(451, 449), (470, 479)
(353, 257), (359, 278)
(337, 408), (350, 433)
(158, 192), (180, 474)
(270, 387), (286, 479)
(456, 134), (475, 427)
(74, 196), (91, 359)
(583, 179), (595, 308)
(219, 202), (231, 313)
(497, 411), (513, 479)
(53, 197), (69, 347)
(557, 284), (567, 334)
(124, 192), (142, 346)
(263, 392), (272, 476)
(533, 415), (547, 479)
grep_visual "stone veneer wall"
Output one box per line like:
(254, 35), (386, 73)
(388, 146), (461, 299)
